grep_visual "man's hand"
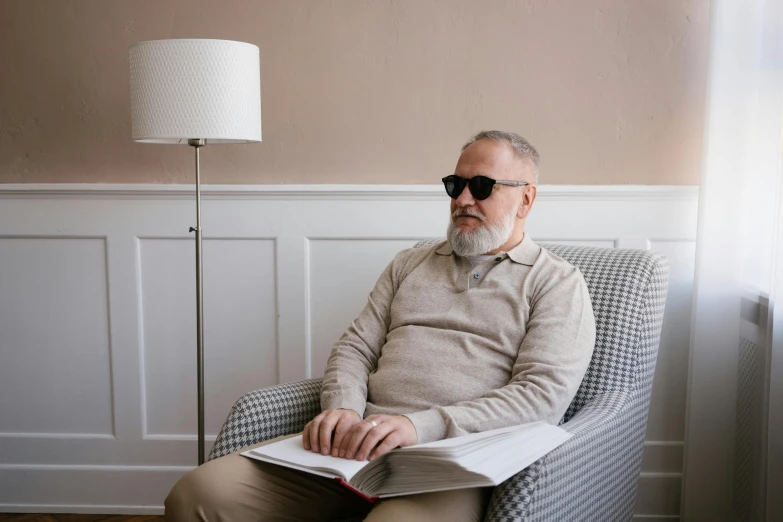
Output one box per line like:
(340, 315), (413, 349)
(303, 409), (362, 456)
(338, 414), (418, 462)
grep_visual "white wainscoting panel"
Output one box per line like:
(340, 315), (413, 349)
(0, 184), (697, 516)
(0, 236), (114, 437)
(634, 473), (683, 517)
(139, 238), (278, 438)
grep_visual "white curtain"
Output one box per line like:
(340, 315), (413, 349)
(682, 0), (783, 520)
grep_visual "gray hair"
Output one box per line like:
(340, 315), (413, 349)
(462, 130), (540, 183)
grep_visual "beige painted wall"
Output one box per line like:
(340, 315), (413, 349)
(0, 0), (709, 185)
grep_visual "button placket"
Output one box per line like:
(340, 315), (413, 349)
(469, 254), (505, 288)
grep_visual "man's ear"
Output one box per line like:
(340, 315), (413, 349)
(516, 185), (537, 219)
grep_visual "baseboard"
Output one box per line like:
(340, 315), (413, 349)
(0, 504), (164, 515)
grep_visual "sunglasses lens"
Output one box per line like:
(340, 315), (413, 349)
(443, 176), (463, 198)
(470, 176), (495, 200)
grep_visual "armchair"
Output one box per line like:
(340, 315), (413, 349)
(208, 243), (669, 521)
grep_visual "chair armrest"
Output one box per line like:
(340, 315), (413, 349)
(484, 388), (647, 522)
(207, 378), (323, 461)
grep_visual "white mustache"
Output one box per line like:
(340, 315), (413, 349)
(452, 208), (487, 222)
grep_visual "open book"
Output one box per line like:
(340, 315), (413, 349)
(241, 421), (572, 502)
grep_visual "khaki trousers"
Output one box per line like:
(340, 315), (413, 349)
(165, 434), (491, 522)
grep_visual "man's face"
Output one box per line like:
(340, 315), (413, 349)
(449, 139), (532, 236)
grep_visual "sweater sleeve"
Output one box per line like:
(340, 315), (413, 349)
(403, 266), (596, 444)
(319, 253), (402, 417)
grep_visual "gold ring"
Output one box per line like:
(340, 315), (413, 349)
(368, 420), (377, 428)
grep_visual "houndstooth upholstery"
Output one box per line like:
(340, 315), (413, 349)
(209, 242), (669, 522)
(208, 379), (322, 460)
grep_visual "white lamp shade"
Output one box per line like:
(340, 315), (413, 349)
(129, 39), (261, 144)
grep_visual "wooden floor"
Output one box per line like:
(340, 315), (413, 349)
(0, 513), (163, 522)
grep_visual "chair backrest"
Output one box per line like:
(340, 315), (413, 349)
(540, 244), (668, 421)
(413, 240), (669, 422)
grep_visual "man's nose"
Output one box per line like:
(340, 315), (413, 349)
(454, 182), (475, 206)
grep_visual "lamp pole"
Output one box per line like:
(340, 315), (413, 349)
(188, 138), (206, 465)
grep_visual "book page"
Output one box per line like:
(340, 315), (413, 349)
(407, 422), (544, 451)
(241, 435), (369, 482)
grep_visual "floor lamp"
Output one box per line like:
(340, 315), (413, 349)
(129, 39), (262, 465)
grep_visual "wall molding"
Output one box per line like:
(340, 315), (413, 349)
(0, 183), (699, 202)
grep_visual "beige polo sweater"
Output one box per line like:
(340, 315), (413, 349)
(321, 234), (596, 444)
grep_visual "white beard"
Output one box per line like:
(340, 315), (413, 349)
(447, 205), (517, 257)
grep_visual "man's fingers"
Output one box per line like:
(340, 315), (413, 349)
(368, 432), (401, 461)
(343, 421), (374, 460)
(355, 423), (394, 461)
(308, 413), (326, 453)
(304, 410), (362, 455)
(318, 413), (339, 455)
(336, 422), (355, 458)
(331, 416), (355, 457)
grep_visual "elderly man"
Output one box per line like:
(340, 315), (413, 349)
(165, 130), (596, 522)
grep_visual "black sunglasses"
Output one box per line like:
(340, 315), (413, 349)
(442, 174), (529, 201)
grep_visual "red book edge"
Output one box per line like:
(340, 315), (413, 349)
(335, 477), (379, 503)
